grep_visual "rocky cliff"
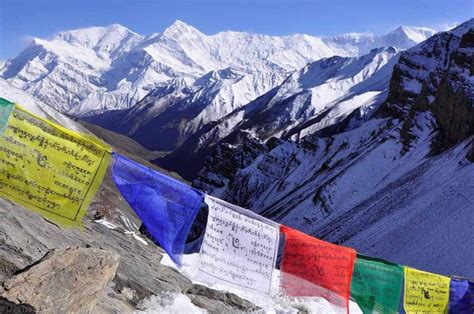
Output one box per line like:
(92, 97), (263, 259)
(378, 21), (473, 156)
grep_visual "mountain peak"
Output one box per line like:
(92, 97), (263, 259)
(162, 20), (203, 37)
(389, 26), (437, 43)
(52, 23), (140, 49)
(105, 23), (130, 31)
(169, 20), (191, 28)
(57, 24), (132, 39)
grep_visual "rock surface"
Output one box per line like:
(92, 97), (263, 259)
(378, 22), (474, 154)
(186, 284), (260, 313)
(2, 247), (119, 313)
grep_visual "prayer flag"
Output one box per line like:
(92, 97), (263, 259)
(280, 225), (356, 312)
(196, 195), (280, 294)
(449, 278), (474, 313)
(111, 153), (203, 266)
(0, 104), (111, 227)
(0, 98), (14, 134)
(350, 254), (403, 314)
(404, 267), (451, 313)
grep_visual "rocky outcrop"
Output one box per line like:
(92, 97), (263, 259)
(2, 247), (119, 313)
(431, 29), (474, 155)
(378, 21), (474, 156)
(193, 133), (269, 194)
(186, 284), (260, 313)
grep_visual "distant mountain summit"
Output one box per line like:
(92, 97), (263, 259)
(1, 21), (436, 117)
(323, 26), (437, 56)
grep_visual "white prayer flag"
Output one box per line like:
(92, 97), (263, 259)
(196, 195), (280, 294)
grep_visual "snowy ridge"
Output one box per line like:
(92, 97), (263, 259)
(156, 47), (400, 179)
(86, 67), (287, 151)
(323, 26), (437, 56)
(0, 78), (88, 133)
(1, 21), (436, 117)
(204, 111), (474, 279)
(193, 20), (474, 279)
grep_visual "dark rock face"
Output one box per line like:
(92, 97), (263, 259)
(193, 134), (269, 195)
(431, 29), (474, 154)
(223, 141), (303, 209)
(378, 23), (474, 156)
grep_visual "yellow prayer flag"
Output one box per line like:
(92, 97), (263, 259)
(404, 267), (451, 314)
(0, 104), (111, 228)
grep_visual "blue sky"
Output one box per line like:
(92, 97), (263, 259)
(0, 0), (472, 59)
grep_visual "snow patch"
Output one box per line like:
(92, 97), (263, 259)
(136, 291), (206, 314)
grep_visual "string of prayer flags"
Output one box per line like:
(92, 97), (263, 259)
(0, 98), (14, 134)
(0, 103), (111, 228)
(111, 153), (203, 266)
(449, 278), (474, 313)
(404, 267), (451, 313)
(350, 254), (403, 314)
(2, 98), (474, 313)
(280, 225), (356, 312)
(195, 195), (280, 294)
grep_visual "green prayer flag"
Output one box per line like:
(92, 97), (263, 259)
(0, 98), (15, 135)
(350, 254), (403, 314)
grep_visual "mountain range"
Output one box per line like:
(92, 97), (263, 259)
(1, 20), (435, 117)
(1, 20), (438, 176)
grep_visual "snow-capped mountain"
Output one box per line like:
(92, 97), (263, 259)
(0, 78), (88, 132)
(1, 24), (147, 116)
(323, 26), (437, 56)
(1, 21), (436, 117)
(194, 20), (474, 278)
(156, 47), (400, 179)
(86, 68), (286, 151)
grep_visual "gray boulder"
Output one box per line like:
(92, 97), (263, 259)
(2, 247), (119, 313)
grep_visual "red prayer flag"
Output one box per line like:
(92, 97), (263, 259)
(280, 225), (356, 311)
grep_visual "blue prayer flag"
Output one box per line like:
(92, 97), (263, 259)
(449, 278), (474, 313)
(111, 153), (203, 266)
